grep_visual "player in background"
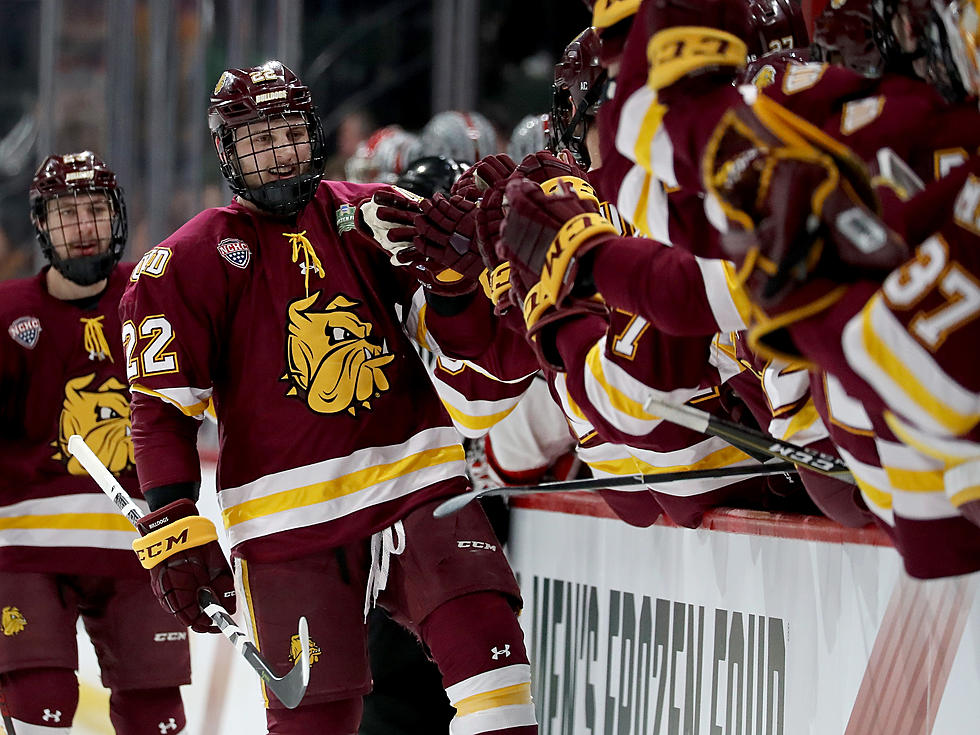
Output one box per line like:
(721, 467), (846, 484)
(418, 110), (499, 165)
(0, 152), (191, 733)
(120, 61), (536, 735)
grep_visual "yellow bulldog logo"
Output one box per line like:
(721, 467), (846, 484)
(289, 633), (322, 666)
(52, 374), (134, 475)
(2, 606), (26, 636)
(282, 292), (394, 416)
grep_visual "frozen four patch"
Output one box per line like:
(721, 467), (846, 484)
(8, 316), (42, 349)
(336, 203), (356, 234)
(217, 238), (251, 269)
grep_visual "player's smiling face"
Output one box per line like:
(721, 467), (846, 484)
(43, 192), (113, 259)
(233, 114), (312, 189)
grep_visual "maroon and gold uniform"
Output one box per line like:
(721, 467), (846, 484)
(0, 265), (191, 722)
(122, 179), (535, 728)
(121, 181), (472, 559)
(1, 267), (141, 576)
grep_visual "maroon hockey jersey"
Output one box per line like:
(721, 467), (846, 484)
(0, 266), (145, 577)
(120, 181), (469, 562)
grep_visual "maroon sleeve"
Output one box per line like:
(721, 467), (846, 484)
(130, 391), (202, 493)
(590, 236), (726, 337)
(424, 291), (499, 360)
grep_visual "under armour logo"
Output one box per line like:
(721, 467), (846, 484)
(42, 709), (62, 722)
(491, 644), (511, 660)
(159, 718), (178, 733)
(298, 262), (316, 276)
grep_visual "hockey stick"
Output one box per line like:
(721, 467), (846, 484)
(66, 435), (311, 709)
(642, 392), (855, 482)
(0, 685), (15, 735)
(433, 461), (797, 518)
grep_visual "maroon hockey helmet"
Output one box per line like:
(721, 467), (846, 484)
(811, 0), (884, 77)
(551, 27), (608, 169)
(29, 151), (127, 286)
(746, 0), (811, 59)
(208, 60), (326, 216)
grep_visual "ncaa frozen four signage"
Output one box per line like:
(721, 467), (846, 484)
(521, 574), (785, 735)
(508, 504), (980, 735)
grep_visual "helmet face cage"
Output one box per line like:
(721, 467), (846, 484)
(210, 62), (326, 217)
(30, 152), (127, 286)
(551, 28), (608, 170)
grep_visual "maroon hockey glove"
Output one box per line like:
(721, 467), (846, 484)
(708, 97), (909, 315)
(356, 186), (424, 265)
(413, 193), (485, 282)
(452, 153), (517, 201)
(515, 150), (589, 186)
(498, 178), (615, 370)
(497, 178), (601, 296)
(133, 498), (236, 634)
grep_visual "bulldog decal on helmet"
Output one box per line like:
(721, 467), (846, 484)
(282, 292), (395, 416)
(52, 373), (133, 475)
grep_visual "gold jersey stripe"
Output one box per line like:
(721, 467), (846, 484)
(222, 444), (464, 528)
(453, 682), (533, 718)
(0, 513), (134, 532)
(862, 296), (978, 434)
(442, 400), (520, 432)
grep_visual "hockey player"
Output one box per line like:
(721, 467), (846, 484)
(0, 152), (191, 733)
(119, 61), (536, 735)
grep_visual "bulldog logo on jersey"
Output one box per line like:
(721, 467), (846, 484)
(282, 292), (395, 416)
(2, 606), (26, 636)
(217, 238), (251, 269)
(289, 633), (321, 666)
(8, 316), (42, 349)
(51, 374), (134, 475)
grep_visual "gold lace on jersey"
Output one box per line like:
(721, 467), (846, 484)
(80, 315), (113, 362)
(284, 230), (325, 296)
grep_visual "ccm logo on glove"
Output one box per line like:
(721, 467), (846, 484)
(133, 515), (219, 568)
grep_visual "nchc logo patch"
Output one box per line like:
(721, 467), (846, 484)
(217, 238), (251, 269)
(8, 316), (41, 349)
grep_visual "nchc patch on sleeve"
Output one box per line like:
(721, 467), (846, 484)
(217, 238), (252, 269)
(8, 315), (42, 349)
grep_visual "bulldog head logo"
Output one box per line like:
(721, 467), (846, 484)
(289, 633), (322, 666)
(282, 292), (395, 416)
(2, 606), (26, 636)
(52, 374), (134, 475)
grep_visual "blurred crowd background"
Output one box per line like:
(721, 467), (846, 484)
(0, 0), (583, 278)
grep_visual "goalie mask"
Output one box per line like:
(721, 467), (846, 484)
(30, 151), (127, 286)
(209, 60), (326, 217)
(551, 28), (607, 169)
